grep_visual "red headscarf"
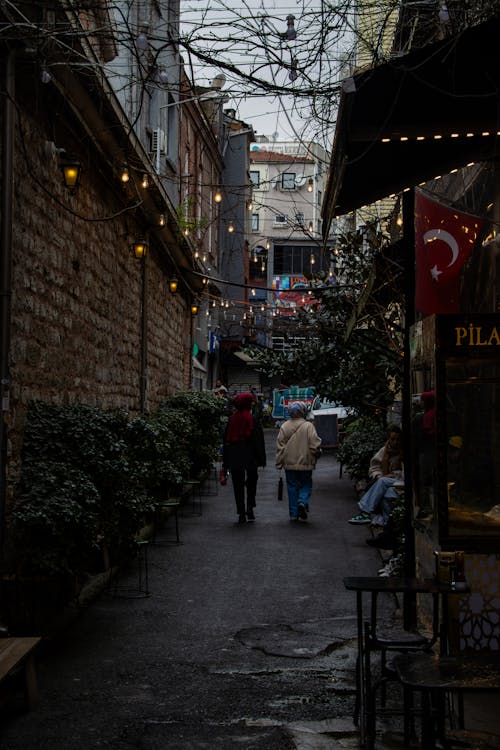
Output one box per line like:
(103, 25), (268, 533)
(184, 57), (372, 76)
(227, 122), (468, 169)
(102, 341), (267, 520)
(225, 393), (254, 443)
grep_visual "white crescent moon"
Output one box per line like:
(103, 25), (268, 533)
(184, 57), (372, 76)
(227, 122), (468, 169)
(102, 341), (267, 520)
(423, 229), (459, 268)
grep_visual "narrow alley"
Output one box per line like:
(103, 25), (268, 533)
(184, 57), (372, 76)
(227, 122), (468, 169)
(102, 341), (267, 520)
(0, 432), (404, 749)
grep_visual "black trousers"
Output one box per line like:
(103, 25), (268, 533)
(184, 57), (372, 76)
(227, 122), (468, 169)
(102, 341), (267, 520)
(230, 467), (258, 516)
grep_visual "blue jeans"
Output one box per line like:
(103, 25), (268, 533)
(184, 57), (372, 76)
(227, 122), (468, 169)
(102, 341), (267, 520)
(285, 469), (312, 519)
(358, 476), (398, 524)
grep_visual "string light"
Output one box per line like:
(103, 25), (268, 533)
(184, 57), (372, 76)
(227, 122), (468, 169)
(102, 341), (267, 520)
(120, 165), (130, 183)
(141, 174), (149, 189)
(159, 213), (166, 226)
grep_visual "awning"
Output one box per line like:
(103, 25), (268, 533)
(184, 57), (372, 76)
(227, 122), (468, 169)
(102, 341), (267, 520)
(234, 351), (258, 365)
(192, 356), (207, 372)
(323, 15), (500, 226)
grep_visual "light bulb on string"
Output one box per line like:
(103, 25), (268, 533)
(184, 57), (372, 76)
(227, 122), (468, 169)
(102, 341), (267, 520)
(141, 174), (149, 189)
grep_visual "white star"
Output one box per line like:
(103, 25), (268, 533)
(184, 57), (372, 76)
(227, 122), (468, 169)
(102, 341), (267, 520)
(431, 264), (442, 281)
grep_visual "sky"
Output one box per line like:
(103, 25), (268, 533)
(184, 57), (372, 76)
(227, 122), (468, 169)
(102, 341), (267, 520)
(180, 0), (354, 147)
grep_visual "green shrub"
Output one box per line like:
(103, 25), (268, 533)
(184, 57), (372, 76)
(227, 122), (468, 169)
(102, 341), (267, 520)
(336, 416), (386, 480)
(6, 393), (226, 593)
(157, 392), (226, 481)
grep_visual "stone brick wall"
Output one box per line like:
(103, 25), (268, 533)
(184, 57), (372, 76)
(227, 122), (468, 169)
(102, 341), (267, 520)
(6, 110), (191, 494)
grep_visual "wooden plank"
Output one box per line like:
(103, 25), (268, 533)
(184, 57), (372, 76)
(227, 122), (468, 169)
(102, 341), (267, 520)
(0, 637), (41, 679)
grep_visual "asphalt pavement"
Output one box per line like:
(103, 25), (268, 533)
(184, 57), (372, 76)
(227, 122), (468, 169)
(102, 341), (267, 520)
(0, 430), (423, 749)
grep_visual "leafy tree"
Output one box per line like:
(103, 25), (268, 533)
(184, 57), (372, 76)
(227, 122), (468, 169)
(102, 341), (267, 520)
(245, 220), (404, 417)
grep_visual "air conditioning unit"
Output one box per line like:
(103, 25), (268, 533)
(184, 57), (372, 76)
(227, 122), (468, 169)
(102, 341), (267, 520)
(151, 128), (166, 155)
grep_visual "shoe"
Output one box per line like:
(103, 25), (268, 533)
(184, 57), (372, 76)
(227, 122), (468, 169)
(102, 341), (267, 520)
(366, 533), (396, 549)
(378, 555), (403, 577)
(297, 503), (308, 520)
(238, 514), (246, 524)
(290, 516), (298, 522)
(348, 512), (371, 525)
(246, 511), (255, 521)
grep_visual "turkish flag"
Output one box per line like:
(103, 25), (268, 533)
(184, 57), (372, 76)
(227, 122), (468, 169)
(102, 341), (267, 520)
(415, 190), (483, 314)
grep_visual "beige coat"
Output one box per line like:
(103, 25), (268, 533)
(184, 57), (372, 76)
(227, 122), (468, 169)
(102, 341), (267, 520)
(275, 417), (322, 471)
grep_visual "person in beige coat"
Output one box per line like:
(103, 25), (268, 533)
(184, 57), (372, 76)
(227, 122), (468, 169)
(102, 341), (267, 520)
(275, 401), (322, 521)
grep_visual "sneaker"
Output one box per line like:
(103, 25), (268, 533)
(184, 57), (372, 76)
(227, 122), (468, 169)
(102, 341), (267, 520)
(298, 503), (308, 520)
(348, 512), (371, 525)
(246, 511), (255, 521)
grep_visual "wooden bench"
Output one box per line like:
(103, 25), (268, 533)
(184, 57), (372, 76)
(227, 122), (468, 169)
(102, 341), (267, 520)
(0, 636), (41, 709)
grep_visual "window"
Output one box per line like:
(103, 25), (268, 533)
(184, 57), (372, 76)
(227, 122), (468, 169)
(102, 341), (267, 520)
(274, 214), (288, 226)
(249, 170), (260, 187)
(281, 172), (296, 190)
(273, 245), (328, 275)
(251, 213), (259, 232)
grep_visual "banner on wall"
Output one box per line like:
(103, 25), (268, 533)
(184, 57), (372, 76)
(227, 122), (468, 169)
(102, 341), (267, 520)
(272, 276), (319, 316)
(415, 190), (483, 314)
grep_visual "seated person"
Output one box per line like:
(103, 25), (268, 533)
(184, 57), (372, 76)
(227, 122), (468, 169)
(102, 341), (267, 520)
(348, 424), (403, 527)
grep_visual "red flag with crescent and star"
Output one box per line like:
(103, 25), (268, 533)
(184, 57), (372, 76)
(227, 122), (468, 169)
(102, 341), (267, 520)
(415, 189), (483, 315)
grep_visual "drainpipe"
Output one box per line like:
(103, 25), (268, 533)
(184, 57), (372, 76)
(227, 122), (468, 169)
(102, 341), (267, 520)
(139, 240), (148, 413)
(0, 49), (15, 560)
(402, 187), (416, 629)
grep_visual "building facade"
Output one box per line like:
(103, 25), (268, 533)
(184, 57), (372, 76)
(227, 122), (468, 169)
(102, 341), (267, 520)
(0, 2), (222, 517)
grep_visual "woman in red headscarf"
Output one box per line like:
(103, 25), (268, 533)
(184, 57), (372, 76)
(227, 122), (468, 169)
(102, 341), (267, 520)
(223, 393), (266, 524)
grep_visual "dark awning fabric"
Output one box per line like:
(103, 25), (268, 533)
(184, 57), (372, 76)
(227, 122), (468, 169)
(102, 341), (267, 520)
(323, 15), (500, 227)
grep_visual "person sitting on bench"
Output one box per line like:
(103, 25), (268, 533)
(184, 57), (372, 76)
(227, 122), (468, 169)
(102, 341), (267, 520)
(348, 424), (403, 529)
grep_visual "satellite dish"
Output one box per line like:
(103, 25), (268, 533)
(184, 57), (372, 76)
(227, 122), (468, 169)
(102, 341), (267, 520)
(211, 73), (226, 90)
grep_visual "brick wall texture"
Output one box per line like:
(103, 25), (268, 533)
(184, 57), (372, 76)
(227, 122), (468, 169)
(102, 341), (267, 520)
(6, 111), (192, 491)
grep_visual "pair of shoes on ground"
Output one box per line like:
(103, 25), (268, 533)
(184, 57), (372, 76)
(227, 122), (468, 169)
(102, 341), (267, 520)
(378, 555), (403, 577)
(348, 511), (371, 525)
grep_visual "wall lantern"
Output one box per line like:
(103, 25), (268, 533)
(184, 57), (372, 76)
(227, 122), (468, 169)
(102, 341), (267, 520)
(169, 277), (178, 293)
(132, 239), (148, 259)
(60, 155), (82, 193)
(191, 303), (199, 316)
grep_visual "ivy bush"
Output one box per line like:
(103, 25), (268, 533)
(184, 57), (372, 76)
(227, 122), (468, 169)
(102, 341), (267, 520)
(336, 416), (387, 480)
(5, 394), (224, 591)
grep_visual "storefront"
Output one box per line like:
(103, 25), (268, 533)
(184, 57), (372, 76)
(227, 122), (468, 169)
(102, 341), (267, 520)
(322, 15), (500, 648)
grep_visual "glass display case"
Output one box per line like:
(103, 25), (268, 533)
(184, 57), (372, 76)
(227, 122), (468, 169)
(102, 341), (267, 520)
(410, 314), (500, 551)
